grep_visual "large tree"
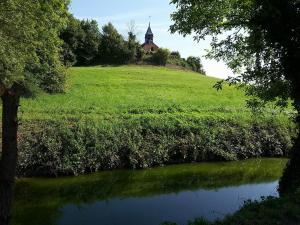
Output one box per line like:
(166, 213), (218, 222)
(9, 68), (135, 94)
(99, 23), (131, 64)
(170, 0), (300, 194)
(60, 16), (101, 66)
(0, 1), (70, 224)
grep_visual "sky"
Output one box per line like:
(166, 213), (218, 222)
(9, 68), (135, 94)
(69, 0), (234, 79)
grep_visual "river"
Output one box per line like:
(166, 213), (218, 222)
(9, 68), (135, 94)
(12, 158), (287, 225)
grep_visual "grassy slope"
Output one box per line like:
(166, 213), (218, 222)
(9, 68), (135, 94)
(15, 66), (299, 224)
(20, 65), (249, 121)
(15, 65), (296, 176)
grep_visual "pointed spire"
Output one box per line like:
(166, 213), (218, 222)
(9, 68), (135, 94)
(144, 19), (154, 44)
(146, 22), (153, 35)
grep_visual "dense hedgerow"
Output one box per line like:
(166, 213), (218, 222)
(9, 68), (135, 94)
(17, 115), (297, 177)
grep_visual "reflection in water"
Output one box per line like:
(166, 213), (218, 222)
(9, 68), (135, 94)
(12, 158), (287, 225)
(58, 182), (278, 225)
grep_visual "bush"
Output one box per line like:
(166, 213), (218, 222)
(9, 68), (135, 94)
(16, 115), (296, 177)
(186, 56), (206, 74)
(151, 48), (170, 66)
(167, 54), (188, 68)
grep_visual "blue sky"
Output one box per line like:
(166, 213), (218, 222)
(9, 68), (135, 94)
(70, 0), (234, 78)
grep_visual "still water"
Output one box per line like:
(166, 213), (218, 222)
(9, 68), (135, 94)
(13, 158), (287, 225)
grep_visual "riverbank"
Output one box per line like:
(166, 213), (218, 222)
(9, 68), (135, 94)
(16, 115), (295, 177)
(178, 192), (300, 225)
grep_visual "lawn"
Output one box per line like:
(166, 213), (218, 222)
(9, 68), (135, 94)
(20, 65), (248, 121)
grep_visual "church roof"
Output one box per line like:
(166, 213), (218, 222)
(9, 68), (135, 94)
(146, 23), (153, 35)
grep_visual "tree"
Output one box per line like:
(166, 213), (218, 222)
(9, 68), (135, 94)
(170, 0), (300, 194)
(60, 15), (82, 66)
(151, 48), (170, 66)
(186, 56), (205, 74)
(0, 1), (70, 224)
(99, 23), (131, 64)
(170, 51), (181, 59)
(127, 31), (139, 63)
(126, 20), (144, 63)
(60, 16), (101, 66)
(76, 20), (101, 65)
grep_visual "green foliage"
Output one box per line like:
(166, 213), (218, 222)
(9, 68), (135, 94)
(11, 66), (296, 176)
(167, 53), (206, 74)
(16, 117), (295, 177)
(151, 48), (170, 66)
(170, 0), (300, 111)
(173, 193), (300, 225)
(60, 18), (204, 70)
(170, 0), (300, 195)
(61, 19), (143, 66)
(136, 46), (146, 62)
(0, 0), (69, 94)
(163, 193), (300, 225)
(170, 51), (181, 59)
(127, 31), (144, 63)
(60, 16), (101, 66)
(213, 194), (300, 225)
(99, 23), (131, 64)
(60, 15), (82, 66)
(25, 52), (67, 94)
(186, 56), (206, 74)
(77, 20), (101, 65)
(167, 52), (188, 68)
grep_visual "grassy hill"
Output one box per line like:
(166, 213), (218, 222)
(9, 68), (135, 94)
(15, 66), (296, 176)
(21, 66), (247, 120)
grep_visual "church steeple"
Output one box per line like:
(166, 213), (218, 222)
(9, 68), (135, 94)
(141, 22), (159, 53)
(145, 22), (154, 44)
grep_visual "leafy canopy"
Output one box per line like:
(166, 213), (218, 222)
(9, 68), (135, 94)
(170, 0), (300, 109)
(0, 0), (70, 94)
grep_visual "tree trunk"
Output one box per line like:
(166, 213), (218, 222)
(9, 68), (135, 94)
(279, 76), (300, 195)
(0, 91), (20, 225)
(279, 110), (300, 195)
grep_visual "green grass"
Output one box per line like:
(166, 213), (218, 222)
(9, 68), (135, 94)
(13, 65), (296, 176)
(20, 65), (250, 121)
(11, 66), (298, 224)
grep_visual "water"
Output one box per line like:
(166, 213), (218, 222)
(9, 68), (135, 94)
(12, 158), (287, 225)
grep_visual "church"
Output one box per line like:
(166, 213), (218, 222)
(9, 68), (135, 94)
(141, 23), (159, 53)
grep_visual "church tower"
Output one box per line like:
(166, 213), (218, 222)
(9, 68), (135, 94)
(145, 23), (154, 44)
(142, 23), (159, 53)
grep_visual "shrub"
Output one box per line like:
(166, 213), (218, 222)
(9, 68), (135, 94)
(151, 48), (170, 66)
(16, 115), (296, 177)
(186, 56), (206, 74)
